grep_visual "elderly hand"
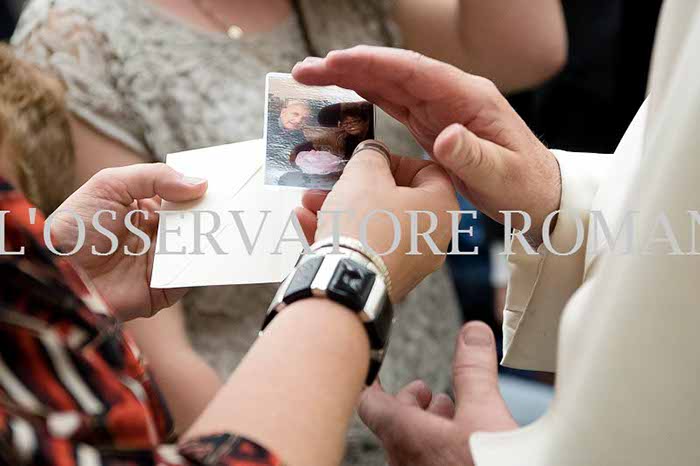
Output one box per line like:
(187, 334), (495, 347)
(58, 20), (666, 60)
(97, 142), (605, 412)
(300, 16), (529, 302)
(296, 142), (458, 302)
(293, 46), (561, 243)
(360, 321), (517, 466)
(50, 163), (207, 321)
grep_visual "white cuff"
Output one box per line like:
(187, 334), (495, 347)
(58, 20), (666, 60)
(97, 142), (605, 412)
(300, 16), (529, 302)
(501, 150), (610, 372)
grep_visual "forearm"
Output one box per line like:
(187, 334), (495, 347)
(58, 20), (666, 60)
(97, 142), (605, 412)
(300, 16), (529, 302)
(126, 305), (222, 435)
(69, 115), (145, 188)
(457, 0), (566, 91)
(182, 298), (370, 466)
(394, 0), (567, 92)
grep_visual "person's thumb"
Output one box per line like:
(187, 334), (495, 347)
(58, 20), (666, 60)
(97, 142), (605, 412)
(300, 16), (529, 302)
(433, 123), (507, 192)
(89, 163), (208, 204)
(453, 321), (514, 430)
(340, 140), (396, 187)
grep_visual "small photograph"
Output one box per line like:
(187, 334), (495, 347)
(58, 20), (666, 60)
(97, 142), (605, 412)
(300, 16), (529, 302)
(264, 73), (375, 190)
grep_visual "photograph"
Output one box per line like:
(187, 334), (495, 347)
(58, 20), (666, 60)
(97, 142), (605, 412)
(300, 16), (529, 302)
(264, 72), (375, 190)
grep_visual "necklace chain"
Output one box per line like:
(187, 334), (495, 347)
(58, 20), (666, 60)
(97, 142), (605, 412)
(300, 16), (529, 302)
(190, 0), (244, 40)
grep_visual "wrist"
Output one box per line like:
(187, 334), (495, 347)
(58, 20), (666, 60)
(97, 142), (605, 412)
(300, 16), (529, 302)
(188, 297), (369, 466)
(523, 148), (563, 248)
(262, 243), (394, 385)
(310, 236), (394, 300)
(276, 298), (370, 361)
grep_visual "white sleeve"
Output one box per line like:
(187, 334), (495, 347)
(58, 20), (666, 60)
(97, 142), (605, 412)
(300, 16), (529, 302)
(500, 150), (611, 372)
(472, 3), (700, 464)
(472, 95), (700, 466)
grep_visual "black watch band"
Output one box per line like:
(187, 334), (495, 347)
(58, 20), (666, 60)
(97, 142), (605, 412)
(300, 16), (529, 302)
(261, 252), (394, 385)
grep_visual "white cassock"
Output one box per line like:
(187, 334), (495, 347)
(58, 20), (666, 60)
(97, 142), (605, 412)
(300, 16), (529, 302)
(471, 1), (700, 465)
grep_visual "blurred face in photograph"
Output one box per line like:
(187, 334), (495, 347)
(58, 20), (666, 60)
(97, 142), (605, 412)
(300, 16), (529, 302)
(340, 114), (369, 137)
(280, 100), (311, 131)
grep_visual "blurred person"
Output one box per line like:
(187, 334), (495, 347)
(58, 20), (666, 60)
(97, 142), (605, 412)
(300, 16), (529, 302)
(521, 0), (663, 153)
(340, 113), (369, 138)
(0, 143), (466, 466)
(11, 0), (565, 463)
(0, 43), (74, 213)
(318, 102), (373, 158)
(292, 0), (700, 462)
(1, 3), (14, 41)
(279, 98), (311, 131)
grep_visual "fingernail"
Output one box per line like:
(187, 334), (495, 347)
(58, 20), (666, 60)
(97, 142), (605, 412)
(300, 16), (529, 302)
(462, 322), (492, 347)
(182, 176), (207, 186)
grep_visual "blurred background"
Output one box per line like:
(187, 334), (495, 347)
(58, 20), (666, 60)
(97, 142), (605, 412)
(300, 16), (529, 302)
(0, 0), (664, 438)
(0, 1), (23, 40)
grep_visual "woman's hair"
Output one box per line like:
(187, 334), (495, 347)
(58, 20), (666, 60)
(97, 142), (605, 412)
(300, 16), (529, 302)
(339, 102), (372, 122)
(0, 44), (75, 213)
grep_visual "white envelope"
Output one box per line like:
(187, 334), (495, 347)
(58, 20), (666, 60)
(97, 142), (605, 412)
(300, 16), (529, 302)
(150, 139), (303, 288)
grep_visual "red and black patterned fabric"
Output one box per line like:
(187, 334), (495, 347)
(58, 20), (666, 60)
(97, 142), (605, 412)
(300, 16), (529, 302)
(0, 177), (283, 466)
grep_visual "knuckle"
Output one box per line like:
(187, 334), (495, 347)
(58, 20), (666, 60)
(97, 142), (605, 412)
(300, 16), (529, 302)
(405, 50), (426, 75)
(454, 136), (484, 173)
(93, 167), (116, 183)
(88, 171), (128, 203)
(90, 168), (121, 194)
(471, 75), (491, 90)
(473, 76), (510, 111)
(152, 162), (172, 177)
(474, 75), (498, 96)
(405, 49), (424, 63)
(351, 44), (372, 54)
(366, 412), (393, 439)
(351, 151), (388, 171)
(452, 362), (499, 395)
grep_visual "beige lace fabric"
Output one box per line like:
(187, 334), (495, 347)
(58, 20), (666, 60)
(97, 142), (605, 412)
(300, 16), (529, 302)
(13, 1), (461, 464)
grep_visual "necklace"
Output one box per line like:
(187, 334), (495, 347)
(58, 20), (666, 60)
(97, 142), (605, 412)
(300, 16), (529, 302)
(190, 0), (244, 40)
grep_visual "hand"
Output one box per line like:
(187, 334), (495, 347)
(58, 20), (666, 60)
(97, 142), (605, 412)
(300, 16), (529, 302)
(293, 46), (561, 242)
(359, 321), (517, 466)
(296, 143), (458, 302)
(51, 163), (207, 321)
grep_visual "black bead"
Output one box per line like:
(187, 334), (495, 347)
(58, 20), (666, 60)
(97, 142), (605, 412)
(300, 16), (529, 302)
(283, 256), (324, 304)
(327, 259), (376, 311)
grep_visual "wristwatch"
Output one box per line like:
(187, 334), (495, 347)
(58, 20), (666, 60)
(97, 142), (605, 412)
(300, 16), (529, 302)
(261, 246), (394, 385)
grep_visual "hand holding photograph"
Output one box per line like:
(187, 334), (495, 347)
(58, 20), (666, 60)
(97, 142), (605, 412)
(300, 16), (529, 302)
(264, 72), (375, 190)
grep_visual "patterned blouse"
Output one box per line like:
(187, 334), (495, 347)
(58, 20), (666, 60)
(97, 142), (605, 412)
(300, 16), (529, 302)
(0, 176), (281, 466)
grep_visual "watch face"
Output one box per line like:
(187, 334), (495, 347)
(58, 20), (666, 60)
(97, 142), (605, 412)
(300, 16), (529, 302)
(327, 259), (376, 311)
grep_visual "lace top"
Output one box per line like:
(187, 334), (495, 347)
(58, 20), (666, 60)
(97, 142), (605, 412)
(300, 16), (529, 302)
(12, 2), (460, 464)
(11, 0), (421, 157)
